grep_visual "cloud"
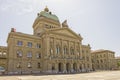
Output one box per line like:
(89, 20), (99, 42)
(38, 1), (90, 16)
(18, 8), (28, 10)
(0, 0), (35, 15)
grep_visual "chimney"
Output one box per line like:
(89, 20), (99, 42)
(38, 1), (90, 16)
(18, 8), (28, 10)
(11, 28), (16, 32)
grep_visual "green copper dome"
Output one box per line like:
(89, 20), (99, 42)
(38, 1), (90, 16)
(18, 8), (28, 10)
(39, 11), (59, 21)
(33, 7), (60, 28)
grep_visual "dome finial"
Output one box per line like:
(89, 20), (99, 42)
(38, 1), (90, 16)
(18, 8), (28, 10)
(44, 6), (49, 12)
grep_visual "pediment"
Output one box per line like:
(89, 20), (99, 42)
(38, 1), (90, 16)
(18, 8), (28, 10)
(48, 28), (82, 40)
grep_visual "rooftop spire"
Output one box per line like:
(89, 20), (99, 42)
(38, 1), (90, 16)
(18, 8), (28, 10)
(44, 6), (49, 12)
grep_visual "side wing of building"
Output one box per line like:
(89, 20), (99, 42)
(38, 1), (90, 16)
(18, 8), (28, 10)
(7, 32), (42, 74)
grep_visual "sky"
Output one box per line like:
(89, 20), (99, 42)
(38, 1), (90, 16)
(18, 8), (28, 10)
(0, 0), (120, 56)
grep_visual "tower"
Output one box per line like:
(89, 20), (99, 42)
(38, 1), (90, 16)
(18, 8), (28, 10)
(33, 7), (61, 36)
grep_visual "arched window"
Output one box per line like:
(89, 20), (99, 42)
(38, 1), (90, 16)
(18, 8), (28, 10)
(56, 45), (60, 54)
(63, 46), (68, 54)
(17, 50), (22, 57)
(70, 47), (74, 55)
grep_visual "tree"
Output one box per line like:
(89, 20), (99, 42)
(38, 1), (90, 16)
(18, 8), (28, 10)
(117, 61), (120, 68)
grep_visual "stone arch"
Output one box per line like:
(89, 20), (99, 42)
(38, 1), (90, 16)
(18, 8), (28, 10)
(56, 44), (61, 54)
(79, 64), (82, 70)
(58, 63), (63, 72)
(66, 63), (71, 72)
(52, 63), (55, 71)
(73, 63), (77, 71)
(0, 66), (5, 72)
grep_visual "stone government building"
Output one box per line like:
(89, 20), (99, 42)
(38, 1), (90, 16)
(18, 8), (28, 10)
(91, 49), (116, 70)
(0, 7), (117, 74)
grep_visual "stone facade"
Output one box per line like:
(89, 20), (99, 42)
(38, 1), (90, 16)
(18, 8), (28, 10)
(0, 7), (92, 74)
(115, 57), (120, 70)
(91, 49), (116, 70)
(0, 46), (7, 73)
(0, 7), (117, 75)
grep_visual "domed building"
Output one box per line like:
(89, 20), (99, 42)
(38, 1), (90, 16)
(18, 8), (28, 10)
(0, 7), (92, 74)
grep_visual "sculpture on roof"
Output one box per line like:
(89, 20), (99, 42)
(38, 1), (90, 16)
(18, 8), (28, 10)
(62, 20), (69, 27)
(44, 6), (49, 12)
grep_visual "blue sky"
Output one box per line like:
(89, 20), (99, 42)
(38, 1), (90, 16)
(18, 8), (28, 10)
(0, 0), (120, 56)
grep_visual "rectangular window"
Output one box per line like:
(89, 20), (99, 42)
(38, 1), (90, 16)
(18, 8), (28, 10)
(27, 42), (32, 48)
(38, 63), (41, 68)
(27, 52), (32, 58)
(0, 52), (2, 56)
(36, 53), (41, 58)
(56, 47), (60, 54)
(28, 62), (32, 68)
(63, 47), (68, 54)
(17, 51), (22, 57)
(17, 41), (23, 46)
(17, 62), (21, 68)
(71, 48), (74, 55)
(36, 43), (41, 48)
(50, 49), (53, 54)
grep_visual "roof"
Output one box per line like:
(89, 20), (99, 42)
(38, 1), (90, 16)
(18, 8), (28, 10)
(33, 8), (60, 28)
(115, 56), (120, 59)
(0, 46), (7, 49)
(7, 32), (41, 43)
(39, 11), (59, 21)
(40, 27), (83, 40)
(91, 49), (115, 54)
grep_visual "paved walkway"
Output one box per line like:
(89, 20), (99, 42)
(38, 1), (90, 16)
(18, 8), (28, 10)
(0, 71), (120, 80)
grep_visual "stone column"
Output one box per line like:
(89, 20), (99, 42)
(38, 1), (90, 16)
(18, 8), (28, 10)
(55, 62), (58, 73)
(53, 38), (56, 56)
(63, 63), (66, 73)
(71, 62), (73, 73)
(79, 43), (82, 59)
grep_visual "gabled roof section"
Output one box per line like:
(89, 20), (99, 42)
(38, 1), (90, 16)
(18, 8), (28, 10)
(7, 32), (41, 43)
(91, 49), (115, 53)
(45, 27), (83, 40)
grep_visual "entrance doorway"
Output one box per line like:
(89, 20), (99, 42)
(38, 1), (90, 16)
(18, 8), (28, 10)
(73, 63), (77, 71)
(66, 63), (71, 72)
(58, 63), (63, 72)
